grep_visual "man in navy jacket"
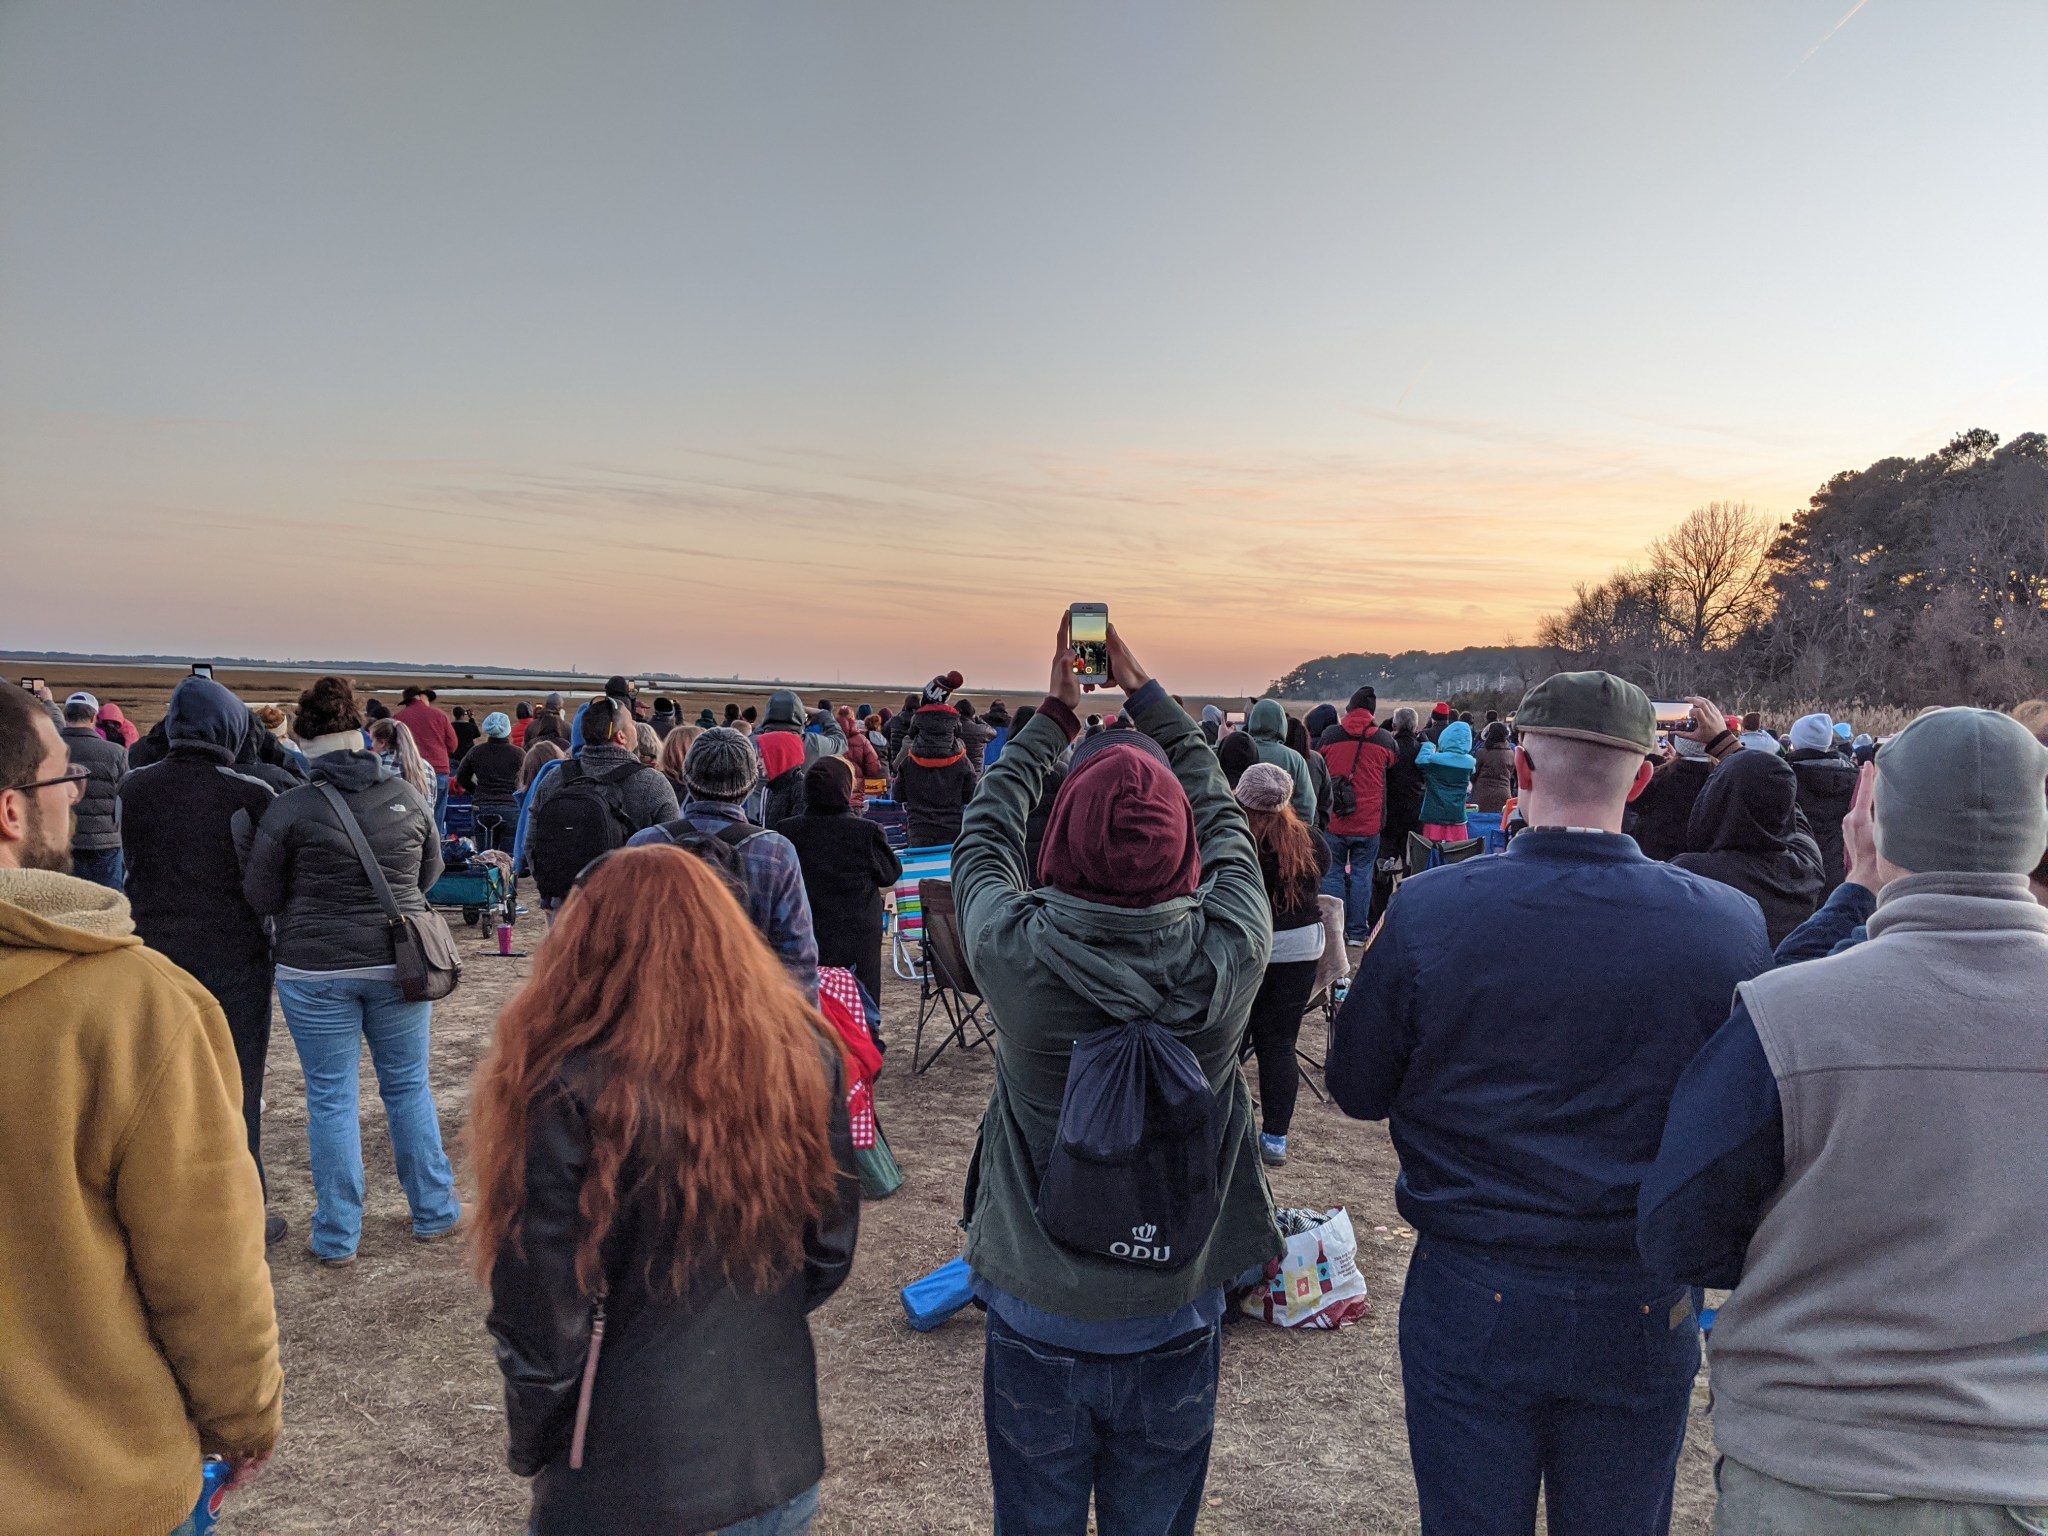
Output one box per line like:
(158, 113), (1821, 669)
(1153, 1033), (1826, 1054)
(1329, 675), (1771, 1536)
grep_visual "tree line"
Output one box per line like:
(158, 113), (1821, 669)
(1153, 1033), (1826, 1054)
(1535, 429), (2048, 708)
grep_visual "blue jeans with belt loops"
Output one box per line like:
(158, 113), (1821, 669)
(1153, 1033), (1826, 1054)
(983, 1311), (1220, 1536)
(1400, 1238), (1703, 1536)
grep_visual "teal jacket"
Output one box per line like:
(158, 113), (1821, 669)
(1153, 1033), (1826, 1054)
(955, 682), (1281, 1321)
(1415, 720), (1476, 826)
(1246, 700), (1317, 826)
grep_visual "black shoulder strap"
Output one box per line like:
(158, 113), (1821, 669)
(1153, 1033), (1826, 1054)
(317, 782), (405, 926)
(713, 820), (765, 849)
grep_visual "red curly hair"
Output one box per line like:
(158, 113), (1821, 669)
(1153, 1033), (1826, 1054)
(467, 844), (844, 1296)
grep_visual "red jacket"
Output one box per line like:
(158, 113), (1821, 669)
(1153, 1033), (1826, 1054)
(1316, 708), (1399, 837)
(394, 699), (460, 774)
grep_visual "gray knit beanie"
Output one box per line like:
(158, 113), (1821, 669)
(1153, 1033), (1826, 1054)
(1234, 761), (1294, 813)
(683, 727), (761, 801)
(1874, 707), (2048, 875)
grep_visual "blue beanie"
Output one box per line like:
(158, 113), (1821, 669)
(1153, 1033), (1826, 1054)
(482, 711), (512, 739)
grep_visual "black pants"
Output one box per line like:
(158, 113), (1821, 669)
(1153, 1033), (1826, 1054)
(1242, 959), (1319, 1137)
(471, 800), (519, 855)
(180, 957), (276, 1195)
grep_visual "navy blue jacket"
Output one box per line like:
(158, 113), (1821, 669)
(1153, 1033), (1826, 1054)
(1328, 828), (1773, 1267)
(1635, 880), (1876, 1286)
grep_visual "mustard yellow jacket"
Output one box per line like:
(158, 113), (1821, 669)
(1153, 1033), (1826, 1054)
(0, 870), (281, 1535)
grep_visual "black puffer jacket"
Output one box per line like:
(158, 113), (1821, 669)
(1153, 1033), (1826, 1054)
(242, 751), (443, 971)
(1788, 748), (1858, 893)
(59, 726), (127, 850)
(489, 1047), (858, 1536)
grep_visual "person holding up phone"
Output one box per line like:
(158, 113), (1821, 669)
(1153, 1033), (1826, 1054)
(953, 612), (1279, 1536)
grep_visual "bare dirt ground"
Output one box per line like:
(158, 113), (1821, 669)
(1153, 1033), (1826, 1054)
(230, 918), (1720, 1536)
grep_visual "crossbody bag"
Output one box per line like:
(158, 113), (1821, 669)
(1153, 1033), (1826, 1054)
(317, 782), (463, 1002)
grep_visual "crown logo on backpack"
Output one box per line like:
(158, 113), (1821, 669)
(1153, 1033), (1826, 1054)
(1131, 1223), (1157, 1244)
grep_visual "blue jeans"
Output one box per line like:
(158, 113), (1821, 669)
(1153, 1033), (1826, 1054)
(72, 845), (126, 891)
(432, 772), (451, 835)
(984, 1312), (1219, 1536)
(276, 974), (460, 1259)
(717, 1484), (820, 1535)
(1400, 1240), (1701, 1536)
(1320, 832), (1379, 940)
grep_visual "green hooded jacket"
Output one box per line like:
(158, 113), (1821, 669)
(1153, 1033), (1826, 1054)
(955, 682), (1281, 1320)
(1246, 699), (1317, 826)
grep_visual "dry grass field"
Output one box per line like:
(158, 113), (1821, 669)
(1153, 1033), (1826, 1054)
(226, 918), (1723, 1536)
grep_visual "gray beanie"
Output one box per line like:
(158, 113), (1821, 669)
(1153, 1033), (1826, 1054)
(683, 727), (761, 801)
(1874, 707), (2048, 875)
(1234, 761), (1294, 813)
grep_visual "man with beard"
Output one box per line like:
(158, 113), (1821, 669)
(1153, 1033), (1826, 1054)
(0, 681), (282, 1527)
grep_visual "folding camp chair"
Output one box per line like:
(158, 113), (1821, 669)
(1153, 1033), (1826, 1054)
(913, 878), (994, 1074)
(889, 844), (953, 981)
(1406, 831), (1486, 874)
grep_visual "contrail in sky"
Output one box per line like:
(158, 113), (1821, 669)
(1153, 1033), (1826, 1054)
(1788, 0), (1872, 77)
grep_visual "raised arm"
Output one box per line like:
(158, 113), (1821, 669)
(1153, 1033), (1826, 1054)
(1105, 625), (1268, 958)
(954, 621), (1073, 940)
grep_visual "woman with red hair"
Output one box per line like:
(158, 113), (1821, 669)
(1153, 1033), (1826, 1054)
(471, 844), (859, 1535)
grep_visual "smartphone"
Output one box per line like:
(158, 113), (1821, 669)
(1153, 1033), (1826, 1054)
(19, 677), (43, 692)
(1652, 702), (1694, 736)
(190, 663), (215, 679)
(1069, 603), (1109, 687)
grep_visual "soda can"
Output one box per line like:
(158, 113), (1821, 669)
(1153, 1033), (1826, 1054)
(169, 1457), (232, 1536)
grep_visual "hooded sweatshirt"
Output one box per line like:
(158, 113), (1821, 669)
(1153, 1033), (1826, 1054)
(757, 730), (809, 826)
(955, 684), (1280, 1321)
(1673, 751), (1825, 946)
(1245, 700), (1317, 826)
(0, 870), (282, 1535)
(1414, 720), (1477, 826)
(119, 677), (279, 980)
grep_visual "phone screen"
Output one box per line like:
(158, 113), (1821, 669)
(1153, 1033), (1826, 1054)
(1070, 604), (1109, 682)
(191, 663), (214, 679)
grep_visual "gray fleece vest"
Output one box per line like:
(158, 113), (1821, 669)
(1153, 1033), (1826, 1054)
(1710, 872), (2048, 1503)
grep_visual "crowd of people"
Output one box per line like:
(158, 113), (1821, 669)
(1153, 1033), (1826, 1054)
(2, 633), (2045, 1536)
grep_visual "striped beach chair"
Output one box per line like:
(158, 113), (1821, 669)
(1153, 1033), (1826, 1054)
(889, 844), (953, 982)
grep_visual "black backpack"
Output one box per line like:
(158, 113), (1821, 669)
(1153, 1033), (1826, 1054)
(647, 817), (763, 905)
(1036, 1017), (1220, 1272)
(529, 761), (642, 899)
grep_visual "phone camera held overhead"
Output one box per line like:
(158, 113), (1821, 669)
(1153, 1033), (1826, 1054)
(1069, 602), (1109, 686)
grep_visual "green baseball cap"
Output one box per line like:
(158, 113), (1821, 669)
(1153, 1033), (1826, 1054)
(1514, 671), (1656, 754)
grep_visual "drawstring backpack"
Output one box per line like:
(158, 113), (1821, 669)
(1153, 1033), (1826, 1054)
(1036, 1014), (1220, 1271)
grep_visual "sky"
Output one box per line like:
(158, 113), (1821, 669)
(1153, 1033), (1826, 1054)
(2, 2), (2044, 694)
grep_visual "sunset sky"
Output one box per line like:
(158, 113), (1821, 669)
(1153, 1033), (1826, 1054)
(3, 2), (2044, 693)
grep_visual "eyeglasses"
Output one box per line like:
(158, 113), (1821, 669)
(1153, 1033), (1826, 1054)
(4, 767), (91, 796)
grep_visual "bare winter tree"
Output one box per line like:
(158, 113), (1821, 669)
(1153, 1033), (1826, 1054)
(1647, 502), (1774, 654)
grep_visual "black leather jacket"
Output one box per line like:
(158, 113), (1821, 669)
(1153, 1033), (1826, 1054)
(488, 1047), (860, 1535)
(241, 751), (442, 970)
